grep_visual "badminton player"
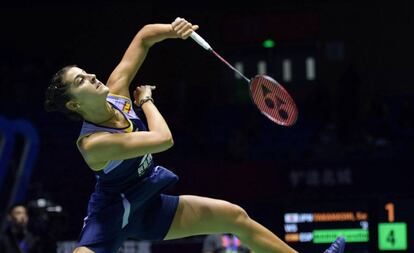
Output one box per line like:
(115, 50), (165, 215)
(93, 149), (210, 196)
(44, 17), (346, 253)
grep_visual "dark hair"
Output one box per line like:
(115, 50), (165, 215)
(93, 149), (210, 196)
(44, 65), (82, 121)
(8, 203), (27, 214)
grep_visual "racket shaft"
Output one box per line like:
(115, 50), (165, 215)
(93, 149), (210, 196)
(191, 32), (250, 83)
(211, 50), (250, 83)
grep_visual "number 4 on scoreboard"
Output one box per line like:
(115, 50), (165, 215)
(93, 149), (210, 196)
(378, 223), (407, 251)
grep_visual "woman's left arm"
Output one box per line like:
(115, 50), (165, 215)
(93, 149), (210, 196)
(106, 17), (199, 97)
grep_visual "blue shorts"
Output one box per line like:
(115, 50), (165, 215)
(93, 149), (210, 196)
(77, 166), (179, 253)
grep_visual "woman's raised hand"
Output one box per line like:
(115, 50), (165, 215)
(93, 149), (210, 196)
(171, 17), (199, 39)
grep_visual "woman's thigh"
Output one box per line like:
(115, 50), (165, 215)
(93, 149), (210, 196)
(164, 195), (249, 240)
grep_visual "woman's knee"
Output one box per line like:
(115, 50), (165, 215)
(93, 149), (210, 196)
(223, 202), (250, 231)
(233, 203), (250, 222)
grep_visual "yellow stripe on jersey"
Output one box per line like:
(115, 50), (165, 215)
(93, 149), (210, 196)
(124, 118), (134, 133)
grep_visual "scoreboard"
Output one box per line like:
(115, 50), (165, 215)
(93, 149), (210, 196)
(282, 197), (412, 253)
(377, 198), (411, 252)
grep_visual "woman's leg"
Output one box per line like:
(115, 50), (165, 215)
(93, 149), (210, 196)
(164, 195), (298, 253)
(73, 247), (94, 253)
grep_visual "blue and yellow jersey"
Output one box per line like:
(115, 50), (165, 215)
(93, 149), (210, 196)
(76, 93), (154, 193)
(76, 93), (179, 244)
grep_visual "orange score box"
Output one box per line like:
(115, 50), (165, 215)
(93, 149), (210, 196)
(285, 233), (300, 242)
(313, 212), (368, 222)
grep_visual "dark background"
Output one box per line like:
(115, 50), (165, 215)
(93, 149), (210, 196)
(1, 1), (413, 252)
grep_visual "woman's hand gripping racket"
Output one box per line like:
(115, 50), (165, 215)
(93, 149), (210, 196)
(190, 32), (298, 126)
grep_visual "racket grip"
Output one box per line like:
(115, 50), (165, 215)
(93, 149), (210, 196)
(190, 32), (212, 51)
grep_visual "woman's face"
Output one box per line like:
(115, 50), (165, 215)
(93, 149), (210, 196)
(64, 66), (109, 105)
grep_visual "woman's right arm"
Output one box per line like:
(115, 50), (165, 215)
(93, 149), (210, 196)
(78, 86), (173, 165)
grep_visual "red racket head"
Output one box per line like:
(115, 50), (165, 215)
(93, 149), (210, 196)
(249, 75), (298, 126)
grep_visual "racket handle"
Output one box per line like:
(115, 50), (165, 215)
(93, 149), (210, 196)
(190, 32), (212, 51)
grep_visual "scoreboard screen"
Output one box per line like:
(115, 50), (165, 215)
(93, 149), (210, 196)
(283, 200), (371, 253)
(281, 197), (412, 253)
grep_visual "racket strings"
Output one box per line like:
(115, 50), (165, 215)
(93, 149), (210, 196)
(260, 78), (294, 120)
(251, 76), (298, 126)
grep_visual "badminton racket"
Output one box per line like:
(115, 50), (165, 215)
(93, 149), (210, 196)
(190, 32), (298, 126)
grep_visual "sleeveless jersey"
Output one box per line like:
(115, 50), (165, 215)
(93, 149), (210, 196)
(76, 94), (179, 244)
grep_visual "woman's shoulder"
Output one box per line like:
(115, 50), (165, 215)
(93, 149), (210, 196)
(76, 132), (113, 171)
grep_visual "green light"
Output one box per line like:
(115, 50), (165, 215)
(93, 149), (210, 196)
(378, 222), (407, 251)
(313, 229), (369, 243)
(263, 39), (276, 48)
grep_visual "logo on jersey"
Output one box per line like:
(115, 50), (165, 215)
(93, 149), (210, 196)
(122, 101), (131, 114)
(137, 154), (153, 176)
